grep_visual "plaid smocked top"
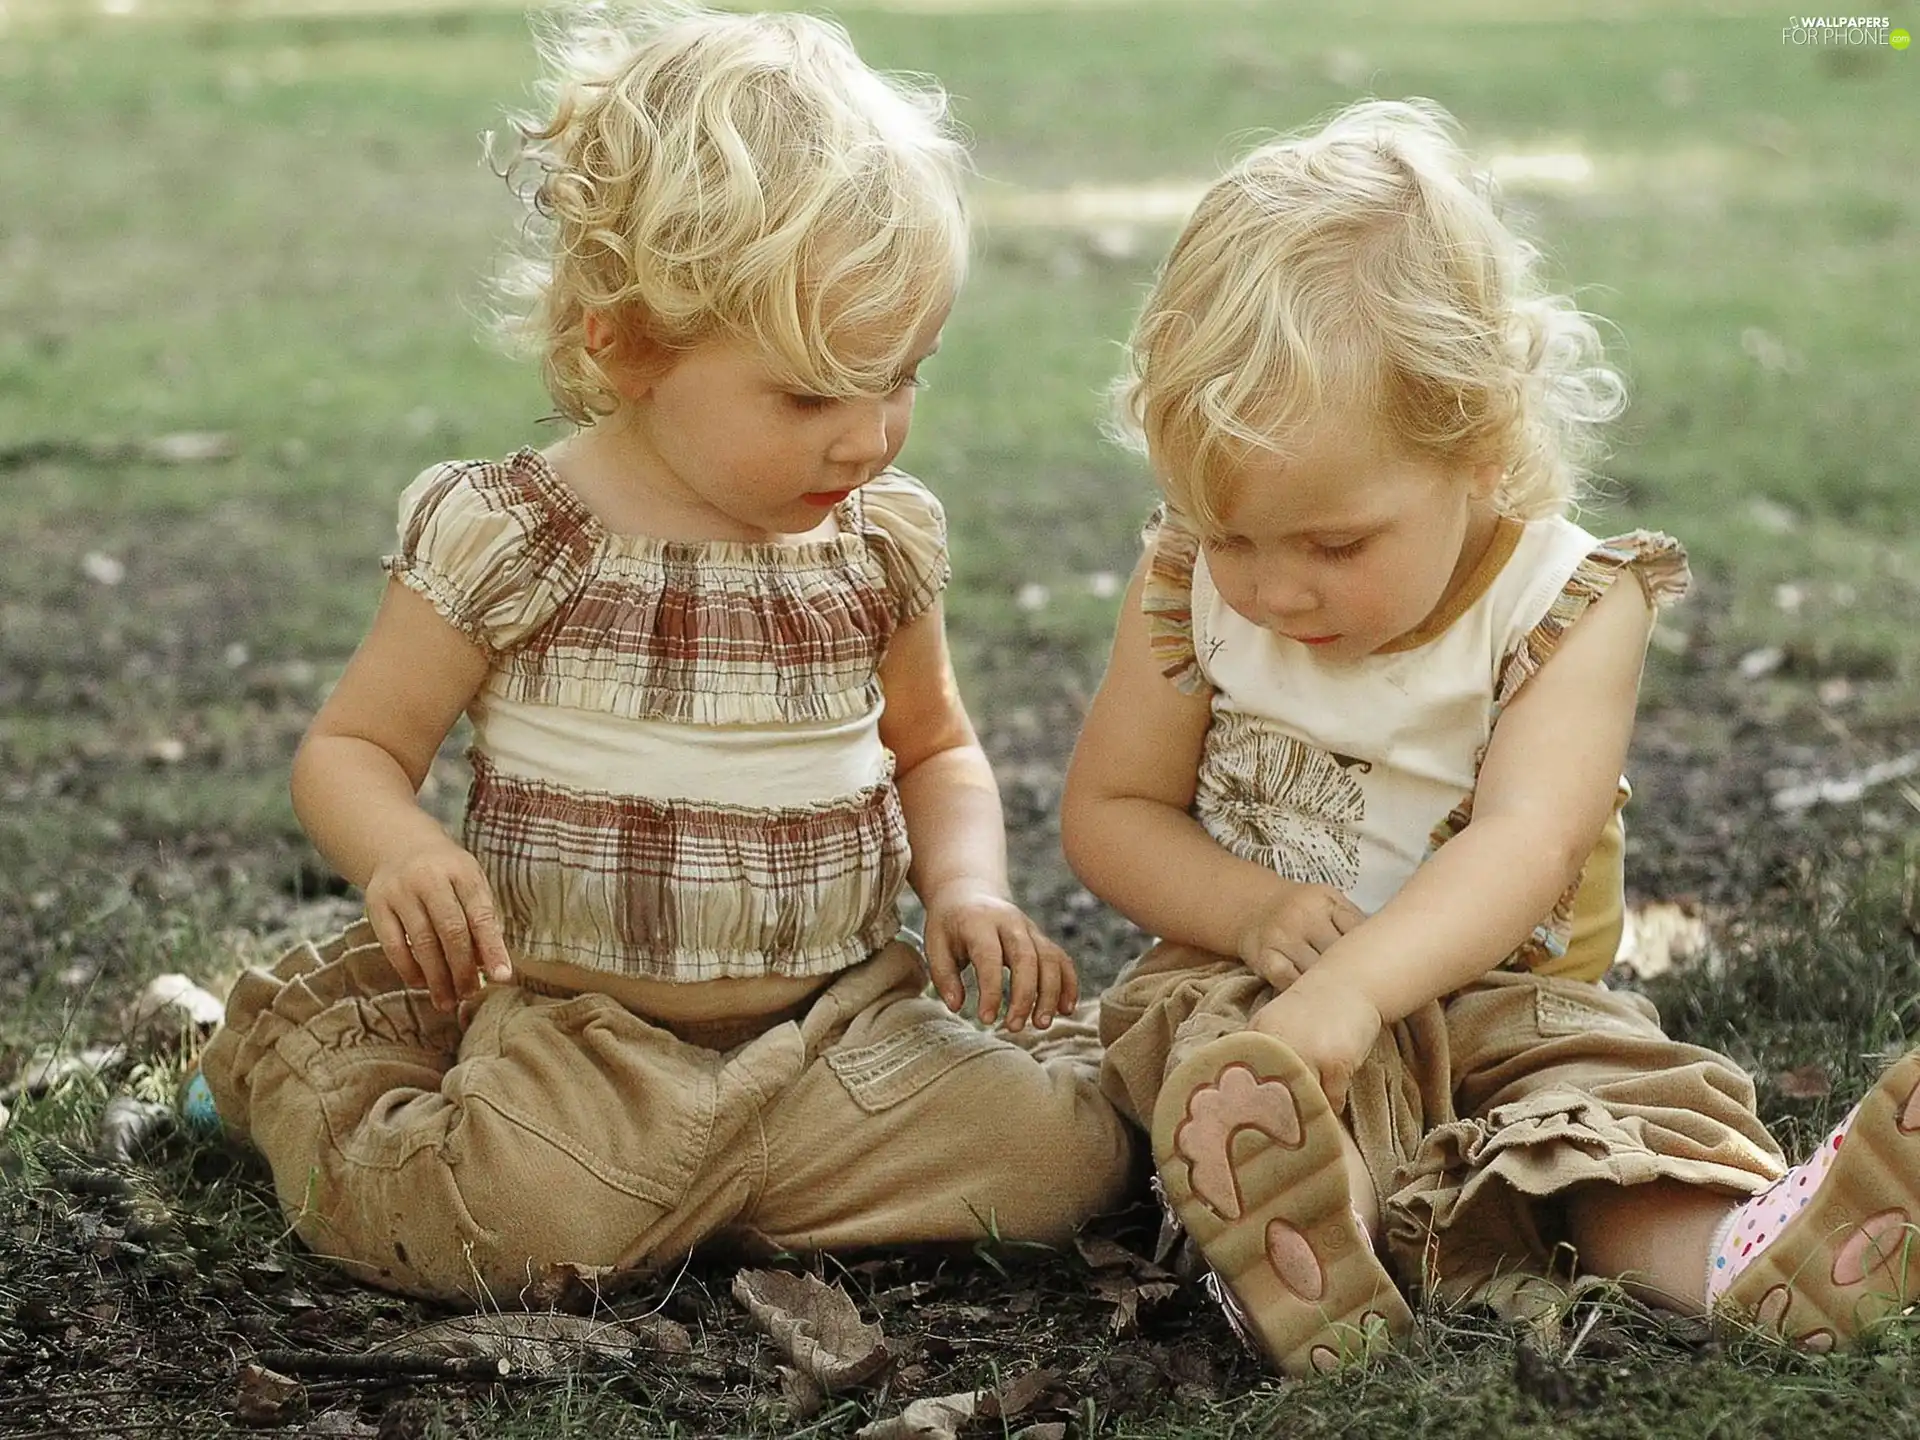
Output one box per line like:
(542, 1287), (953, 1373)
(383, 449), (950, 982)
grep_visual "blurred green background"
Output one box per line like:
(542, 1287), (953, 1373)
(3, 6), (1918, 1436)
(2, 0), (1915, 954)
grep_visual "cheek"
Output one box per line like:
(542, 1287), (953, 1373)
(1204, 557), (1261, 619)
(884, 394), (916, 450)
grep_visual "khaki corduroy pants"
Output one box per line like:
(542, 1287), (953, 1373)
(200, 920), (1139, 1304)
(1098, 941), (1787, 1302)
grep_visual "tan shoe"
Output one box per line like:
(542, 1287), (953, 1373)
(1151, 1031), (1412, 1375)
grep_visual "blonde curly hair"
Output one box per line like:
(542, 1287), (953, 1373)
(1114, 99), (1624, 529)
(491, 2), (969, 424)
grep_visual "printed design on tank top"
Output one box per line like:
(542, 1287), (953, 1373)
(1194, 708), (1367, 889)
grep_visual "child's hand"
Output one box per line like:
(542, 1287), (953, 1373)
(1249, 971), (1382, 1112)
(1235, 882), (1368, 990)
(363, 840), (514, 1013)
(921, 886), (1079, 1032)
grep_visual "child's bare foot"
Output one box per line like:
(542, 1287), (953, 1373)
(1151, 1031), (1411, 1375)
(1713, 1049), (1920, 1351)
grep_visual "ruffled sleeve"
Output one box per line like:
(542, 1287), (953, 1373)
(856, 469), (951, 626)
(1495, 529), (1690, 706)
(381, 454), (598, 653)
(1140, 505), (1208, 695)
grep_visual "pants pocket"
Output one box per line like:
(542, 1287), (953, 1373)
(452, 990), (713, 1214)
(1532, 981), (1664, 1040)
(825, 1014), (1006, 1114)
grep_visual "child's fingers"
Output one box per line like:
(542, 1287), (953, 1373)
(377, 904), (456, 1011)
(1331, 896), (1367, 933)
(368, 909), (428, 994)
(969, 930), (1007, 1027)
(454, 871), (514, 983)
(998, 924), (1040, 1032)
(405, 923), (461, 1013)
(1248, 946), (1303, 990)
(923, 929), (965, 1012)
(1303, 914), (1346, 955)
(422, 900), (484, 1006)
(1056, 944), (1081, 1015)
(1030, 930), (1066, 1028)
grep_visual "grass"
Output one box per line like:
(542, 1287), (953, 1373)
(2, 0), (1918, 1435)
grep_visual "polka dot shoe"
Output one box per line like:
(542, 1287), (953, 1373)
(1711, 1049), (1920, 1351)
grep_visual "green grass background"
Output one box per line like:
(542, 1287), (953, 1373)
(5, 0), (1917, 687)
(2, 2), (1918, 1435)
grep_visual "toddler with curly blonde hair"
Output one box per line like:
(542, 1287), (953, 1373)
(1066, 98), (1920, 1375)
(195, 1), (1134, 1305)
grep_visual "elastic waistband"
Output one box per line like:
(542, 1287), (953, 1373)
(513, 975), (820, 1051)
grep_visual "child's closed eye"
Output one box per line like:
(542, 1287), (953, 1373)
(1315, 537), (1370, 560)
(784, 373), (925, 411)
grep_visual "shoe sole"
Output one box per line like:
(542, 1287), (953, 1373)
(1151, 1031), (1412, 1375)
(1720, 1049), (1920, 1351)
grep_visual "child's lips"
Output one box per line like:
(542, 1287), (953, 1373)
(1290, 633), (1343, 647)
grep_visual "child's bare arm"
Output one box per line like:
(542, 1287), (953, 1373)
(1257, 573), (1658, 1102)
(292, 580), (512, 1010)
(879, 599), (1071, 1031)
(1061, 553), (1363, 980)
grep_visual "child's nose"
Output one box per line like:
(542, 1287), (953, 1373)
(826, 398), (893, 465)
(1256, 570), (1317, 618)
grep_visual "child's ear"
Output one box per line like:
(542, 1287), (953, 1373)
(586, 310), (670, 399)
(1467, 459), (1504, 502)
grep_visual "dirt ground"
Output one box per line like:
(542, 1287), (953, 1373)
(2, 587), (1916, 1438)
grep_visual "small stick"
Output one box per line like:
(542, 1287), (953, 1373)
(255, 1349), (512, 1382)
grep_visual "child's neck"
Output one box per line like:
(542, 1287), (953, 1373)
(543, 418), (837, 547)
(1386, 500), (1508, 651)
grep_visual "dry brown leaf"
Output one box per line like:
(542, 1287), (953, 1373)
(234, 1364), (306, 1426)
(514, 1259), (654, 1311)
(853, 1391), (977, 1440)
(1775, 1063), (1833, 1100)
(1073, 1235), (1138, 1271)
(373, 1312), (679, 1376)
(978, 1366), (1067, 1420)
(1076, 1232), (1175, 1281)
(777, 1364), (827, 1421)
(732, 1269), (888, 1391)
(1081, 1232), (1180, 1335)
(1096, 1275), (1180, 1336)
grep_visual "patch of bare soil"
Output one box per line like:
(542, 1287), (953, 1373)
(0, 1146), (1256, 1438)
(2, 595), (1915, 1437)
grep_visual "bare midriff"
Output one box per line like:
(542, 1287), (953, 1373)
(509, 956), (834, 1024)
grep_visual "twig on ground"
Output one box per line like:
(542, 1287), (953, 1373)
(255, 1348), (512, 1382)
